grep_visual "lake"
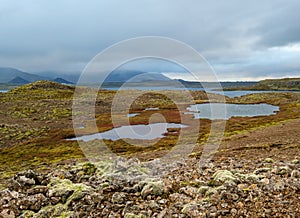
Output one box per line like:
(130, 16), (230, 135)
(186, 103), (279, 120)
(69, 123), (187, 142)
(69, 102), (279, 142)
(207, 90), (272, 98)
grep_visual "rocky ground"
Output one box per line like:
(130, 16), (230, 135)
(1, 82), (300, 217)
(0, 155), (299, 218)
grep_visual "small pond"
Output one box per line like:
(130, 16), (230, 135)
(144, 108), (159, 111)
(186, 103), (279, 120)
(69, 123), (187, 142)
(127, 113), (140, 118)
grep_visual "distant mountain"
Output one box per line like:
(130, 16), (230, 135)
(0, 67), (48, 83)
(104, 71), (171, 83)
(34, 71), (80, 83)
(52, 77), (74, 84)
(8, 76), (30, 85)
(0, 68), (172, 86)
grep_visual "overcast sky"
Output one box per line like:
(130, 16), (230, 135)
(1, 0), (300, 81)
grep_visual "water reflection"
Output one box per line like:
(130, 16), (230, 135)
(187, 103), (279, 120)
(69, 123), (187, 141)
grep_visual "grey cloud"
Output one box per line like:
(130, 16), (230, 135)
(0, 0), (299, 80)
(252, 1), (300, 47)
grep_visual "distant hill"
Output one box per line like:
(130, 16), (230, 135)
(0, 68), (79, 87)
(0, 67), (48, 83)
(34, 71), (80, 83)
(218, 81), (258, 89)
(174, 80), (257, 89)
(255, 78), (300, 90)
(10, 80), (74, 93)
(104, 71), (171, 83)
(1, 68), (171, 85)
(34, 70), (170, 84)
(8, 76), (30, 85)
(97, 71), (174, 87)
(224, 77), (300, 91)
(53, 77), (74, 84)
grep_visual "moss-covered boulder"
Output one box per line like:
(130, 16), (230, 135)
(47, 178), (92, 205)
(141, 180), (165, 198)
(209, 170), (239, 186)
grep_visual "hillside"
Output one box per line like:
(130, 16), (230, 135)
(224, 77), (300, 91)
(256, 78), (300, 90)
(9, 80), (74, 93)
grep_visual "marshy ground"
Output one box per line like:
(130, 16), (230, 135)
(0, 81), (299, 183)
(0, 81), (299, 217)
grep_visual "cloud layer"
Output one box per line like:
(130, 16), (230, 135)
(0, 0), (300, 80)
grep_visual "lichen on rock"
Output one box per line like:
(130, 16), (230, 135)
(209, 170), (239, 186)
(47, 177), (92, 206)
(141, 180), (165, 198)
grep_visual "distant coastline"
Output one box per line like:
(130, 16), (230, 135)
(223, 77), (300, 91)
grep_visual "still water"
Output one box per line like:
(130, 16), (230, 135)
(69, 123), (187, 141)
(187, 103), (279, 120)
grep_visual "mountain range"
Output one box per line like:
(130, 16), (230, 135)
(0, 68), (172, 85)
(0, 67), (260, 89)
(0, 68), (48, 83)
(0, 68), (77, 86)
